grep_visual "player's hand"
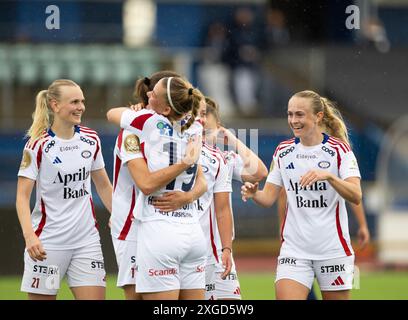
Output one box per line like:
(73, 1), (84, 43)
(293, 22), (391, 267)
(221, 248), (232, 280)
(241, 182), (259, 202)
(299, 169), (333, 188)
(129, 103), (144, 112)
(108, 218), (112, 229)
(357, 225), (370, 250)
(217, 126), (236, 147)
(152, 191), (193, 212)
(25, 233), (47, 262)
(182, 135), (201, 166)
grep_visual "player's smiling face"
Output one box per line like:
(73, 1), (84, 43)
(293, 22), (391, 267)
(287, 96), (322, 140)
(53, 85), (85, 126)
(147, 79), (171, 116)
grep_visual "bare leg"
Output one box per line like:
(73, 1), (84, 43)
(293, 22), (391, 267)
(179, 289), (205, 300)
(142, 289), (180, 300)
(123, 285), (142, 300)
(70, 286), (105, 300)
(28, 293), (57, 300)
(321, 290), (350, 300)
(275, 279), (310, 300)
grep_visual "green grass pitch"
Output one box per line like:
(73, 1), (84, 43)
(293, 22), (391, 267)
(1, 271), (408, 300)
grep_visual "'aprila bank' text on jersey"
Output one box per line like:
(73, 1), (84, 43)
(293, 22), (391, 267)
(111, 129), (143, 241)
(198, 143), (232, 265)
(120, 109), (203, 224)
(17, 126), (105, 250)
(267, 133), (361, 260)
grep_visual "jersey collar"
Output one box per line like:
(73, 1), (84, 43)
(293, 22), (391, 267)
(294, 133), (328, 145)
(322, 133), (329, 144)
(47, 128), (55, 137)
(47, 125), (80, 137)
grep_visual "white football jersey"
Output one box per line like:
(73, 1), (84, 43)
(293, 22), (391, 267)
(198, 143), (232, 265)
(223, 150), (245, 242)
(17, 126), (105, 250)
(111, 129), (143, 241)
(224, 150), (244, 183)
(120, 109), (203, 224)
(267, 133), (361, 260)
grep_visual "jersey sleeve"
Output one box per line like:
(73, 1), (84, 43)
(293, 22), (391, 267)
(91, 134), (105, 171)
(213, 158), (233, 193)
(232, 152), (244, 182)
(120, 109), (154, 138)
(119, 130), (143, 164)
(266, 152), (283, 187)
(339, 150), (361, 180)
(17, 141), (39, 181)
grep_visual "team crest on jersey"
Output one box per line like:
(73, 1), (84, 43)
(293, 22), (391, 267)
(124, 134), (140, 153)
(318, 160), (331, 169)
(81, 150), (92, 159)
(20, 150), (31, 169)
(157, 121), (173, 136)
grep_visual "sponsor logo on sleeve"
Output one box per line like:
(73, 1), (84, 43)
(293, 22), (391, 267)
(124, 134), (140, 153)
(279, 146), (295, 158)
(157, 121), (173, 136)
(350, 159), (359, 170)
(44, 140), (56, 153)
(20, 150), (31, 169)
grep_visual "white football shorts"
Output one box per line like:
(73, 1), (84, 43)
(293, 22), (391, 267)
(112, 237), (137, 288)
(21, 242), (106, 295)
(135, 220), (207, 293)
(275, 255), (355, 291)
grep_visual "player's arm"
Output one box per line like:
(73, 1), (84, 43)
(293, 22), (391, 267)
(128, 159), (190, 195)
(219, 127), (268, 183)
(16, 177), (46, 262)
(91, 168), (113, 213)
(300, 170), (362, 205)
(277, 189), (287, 230)
(152, 165), (208, 212)
(214, 192), (233, 279)
(106, 107), (128, 126)
(241, 181), (282, 208)
(350, 202), (370, 249)
(127, 136), (202, 195)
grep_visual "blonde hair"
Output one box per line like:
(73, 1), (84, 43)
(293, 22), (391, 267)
(27, 79), (79, 141)
(293, 90), (350, 145)
(162, 77), (204, 132)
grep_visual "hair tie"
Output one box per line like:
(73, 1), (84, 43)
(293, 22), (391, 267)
(188, 88), (194, 95)
(143, 77), (151, 86)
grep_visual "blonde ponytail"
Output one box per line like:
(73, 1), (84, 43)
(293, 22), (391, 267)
(294, 90), (350, 145)
(320, 97), (350, 145)
(26, 79), (79, 142)
(26, 90), (52, 141)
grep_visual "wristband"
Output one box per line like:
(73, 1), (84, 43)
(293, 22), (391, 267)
(222, 247), (232, 253)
